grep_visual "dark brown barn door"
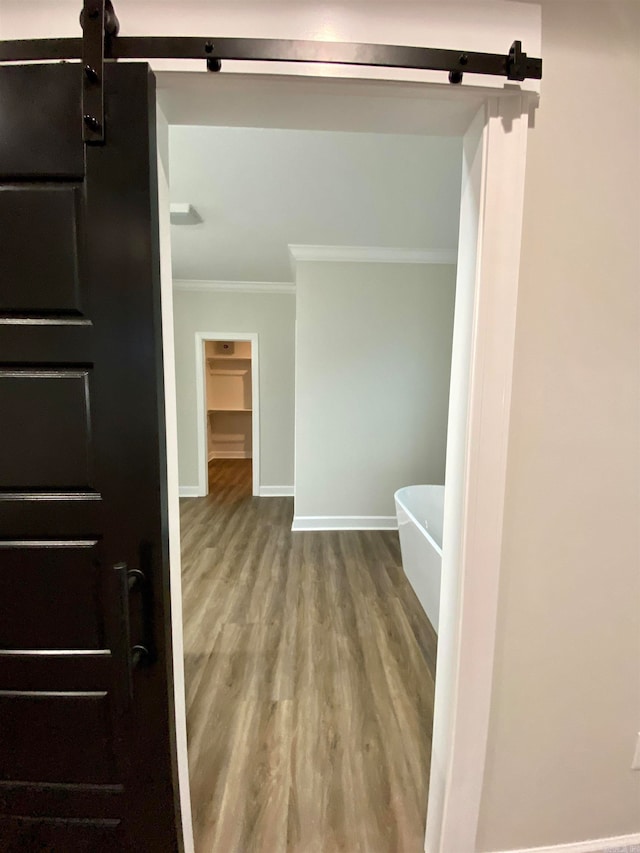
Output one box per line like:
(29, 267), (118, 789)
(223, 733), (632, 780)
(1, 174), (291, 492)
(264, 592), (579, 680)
(0, 63), (180, 851)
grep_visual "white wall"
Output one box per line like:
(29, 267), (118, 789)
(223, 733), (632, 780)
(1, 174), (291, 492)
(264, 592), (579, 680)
(477, 3), (640, 850)
(173, 289), (295, 490)
(294, 260), (456, 526)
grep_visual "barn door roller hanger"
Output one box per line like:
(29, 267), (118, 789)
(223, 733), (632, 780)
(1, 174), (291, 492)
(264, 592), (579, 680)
(0, 0), (543, 144)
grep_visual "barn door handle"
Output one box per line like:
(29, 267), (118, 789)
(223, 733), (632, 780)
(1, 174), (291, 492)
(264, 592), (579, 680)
(127, 568), (151, 669)
(114, 562), (152, 708)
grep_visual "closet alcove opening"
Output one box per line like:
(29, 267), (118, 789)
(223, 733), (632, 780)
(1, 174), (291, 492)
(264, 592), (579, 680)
(196, 332), (260, 497)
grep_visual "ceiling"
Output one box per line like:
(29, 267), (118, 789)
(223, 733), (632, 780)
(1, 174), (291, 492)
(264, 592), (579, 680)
(168, 123), (463, 282)
(157, 72), (482, 136)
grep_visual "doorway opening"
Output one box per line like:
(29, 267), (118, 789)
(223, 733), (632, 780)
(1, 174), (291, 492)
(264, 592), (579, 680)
(158, 72), (532, 853)
(195, 332), (260, 499)
(168, 85), (461, 851)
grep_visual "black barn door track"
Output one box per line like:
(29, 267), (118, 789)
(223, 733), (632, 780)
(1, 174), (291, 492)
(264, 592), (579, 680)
(0, 0), (542, 144)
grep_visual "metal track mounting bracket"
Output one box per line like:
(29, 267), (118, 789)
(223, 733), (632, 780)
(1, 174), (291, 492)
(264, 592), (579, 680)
(80, 0), (119, 143)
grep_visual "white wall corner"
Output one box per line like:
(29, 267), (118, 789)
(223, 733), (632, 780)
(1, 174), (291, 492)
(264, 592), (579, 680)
(288, 244), (457, 267)
(291, 516), (397, 531)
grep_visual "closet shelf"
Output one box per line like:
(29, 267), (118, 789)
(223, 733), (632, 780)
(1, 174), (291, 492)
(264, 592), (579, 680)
(207, 356), (251, 363)
(208, 407), (252, 413)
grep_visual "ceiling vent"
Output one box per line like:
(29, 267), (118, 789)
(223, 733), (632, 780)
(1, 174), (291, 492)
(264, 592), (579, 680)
(169, 203), (202, 225)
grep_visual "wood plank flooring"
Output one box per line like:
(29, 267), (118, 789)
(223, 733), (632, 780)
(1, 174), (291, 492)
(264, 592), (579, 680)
(180, 459), (437, 853)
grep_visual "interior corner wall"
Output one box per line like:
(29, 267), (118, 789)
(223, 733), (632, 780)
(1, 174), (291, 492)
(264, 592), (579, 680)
(293, 261), (456, 524)
(173, 289), (295, 490)
(476, 2), (640, 850)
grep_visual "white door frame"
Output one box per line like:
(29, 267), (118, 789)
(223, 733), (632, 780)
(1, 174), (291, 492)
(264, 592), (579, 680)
(194, 331), (260, 497)
(425, 91), (531, 853)
(160, 86), (534, 853)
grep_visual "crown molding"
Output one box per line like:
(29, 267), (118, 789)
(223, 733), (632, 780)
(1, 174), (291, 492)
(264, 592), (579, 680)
(288, 244), (457, 266)
(173, 279), (295, 295)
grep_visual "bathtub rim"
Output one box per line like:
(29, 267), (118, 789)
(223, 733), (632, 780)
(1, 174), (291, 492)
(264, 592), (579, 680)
(394, 484), (444, 556)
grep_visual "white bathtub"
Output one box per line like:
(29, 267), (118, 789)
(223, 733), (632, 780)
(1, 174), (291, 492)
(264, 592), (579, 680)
(394, 485), (444, 633)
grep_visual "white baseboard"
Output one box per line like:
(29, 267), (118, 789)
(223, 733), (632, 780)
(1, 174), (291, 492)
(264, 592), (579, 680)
(291, 515), (397, 532)
(209, 450), (252, 460)
(489, 832), (640, 853)
(259, 486), (294, 497)
(179, 486), (201, 498)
